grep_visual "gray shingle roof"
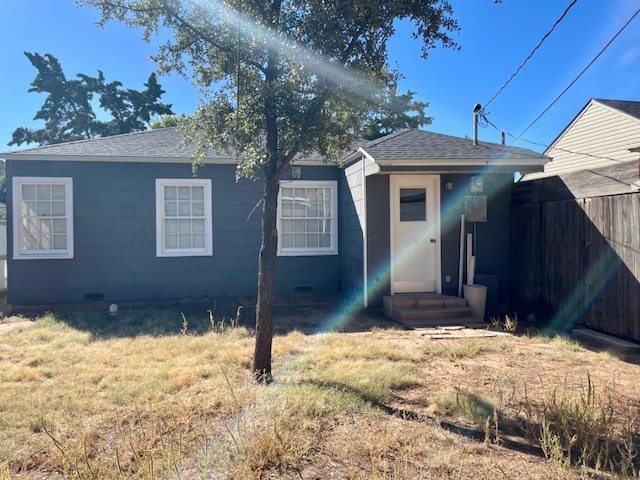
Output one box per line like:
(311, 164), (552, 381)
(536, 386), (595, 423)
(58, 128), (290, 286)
(595, 99), (640, 120)
(1, 127), (230, 160)
(358, 128), (548, 161)
(1, 126), (548, 165)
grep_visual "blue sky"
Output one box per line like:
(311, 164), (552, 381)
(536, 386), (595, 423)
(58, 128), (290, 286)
(1, 0), (638, 153)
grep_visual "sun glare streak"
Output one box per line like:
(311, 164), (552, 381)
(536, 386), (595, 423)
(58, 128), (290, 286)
(191, 0), (386, 99)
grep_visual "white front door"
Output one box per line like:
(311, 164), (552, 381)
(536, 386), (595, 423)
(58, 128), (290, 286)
(390, 175), (440, 293)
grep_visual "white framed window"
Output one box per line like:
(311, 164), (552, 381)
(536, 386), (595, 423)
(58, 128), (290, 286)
(155, 179), (213, 257)
(277, 180), (338, 256)
(12, 177), (74, 260)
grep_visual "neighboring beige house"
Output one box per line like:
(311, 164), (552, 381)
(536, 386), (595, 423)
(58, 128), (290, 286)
(524, 98), (640, 180)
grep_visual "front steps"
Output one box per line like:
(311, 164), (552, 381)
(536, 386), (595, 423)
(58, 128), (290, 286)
(383, 293), (484, 328)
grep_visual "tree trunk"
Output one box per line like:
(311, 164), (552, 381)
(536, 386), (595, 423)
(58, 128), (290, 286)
(252, 173), (280, 382)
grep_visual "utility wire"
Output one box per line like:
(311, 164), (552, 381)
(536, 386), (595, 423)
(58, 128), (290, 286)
(511, 7), (640, 145)
(484, 116), (637, 164)
(483, 0), (579, 110)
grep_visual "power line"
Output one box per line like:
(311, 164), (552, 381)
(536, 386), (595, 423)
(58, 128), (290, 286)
(483, 0), (579, 110)
(511, 7), (640, 145)
(483, 116), (637, 165)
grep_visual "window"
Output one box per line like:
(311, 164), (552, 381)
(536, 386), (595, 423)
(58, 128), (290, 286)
(277, 180), (338, 256)
(12, 177), (74, 260)
(399, 188), (427, 222)
(156, 179), (212, 257)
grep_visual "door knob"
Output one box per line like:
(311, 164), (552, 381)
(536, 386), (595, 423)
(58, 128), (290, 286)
(430, 238), (436, 243)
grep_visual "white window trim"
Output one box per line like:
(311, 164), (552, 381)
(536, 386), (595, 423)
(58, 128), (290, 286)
(12, 176), (74, 260)
(155, 178), (213, 257)
(277, 179), (338, 256)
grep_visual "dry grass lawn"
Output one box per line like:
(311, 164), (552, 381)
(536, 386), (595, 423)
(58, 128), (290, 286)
(0, 305), (639, 479)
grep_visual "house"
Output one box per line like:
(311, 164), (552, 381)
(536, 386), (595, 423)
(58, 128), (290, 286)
(524, 98), (640, 181)
(512, 99), (640, 342)
(1, 127), (548, 317)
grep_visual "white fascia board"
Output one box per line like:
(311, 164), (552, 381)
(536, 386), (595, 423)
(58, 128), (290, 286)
(375, 158), (548, 167)
(3, 154), (340, 166)
(1, 154), (236, 163)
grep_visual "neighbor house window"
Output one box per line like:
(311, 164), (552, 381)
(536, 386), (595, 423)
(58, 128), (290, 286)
(12, 177), (74, 260)
(277, 180), (338, 256)
(155, 179), (212, 257)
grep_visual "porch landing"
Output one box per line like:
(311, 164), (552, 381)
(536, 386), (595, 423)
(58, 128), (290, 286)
(383, 293), (486, 328)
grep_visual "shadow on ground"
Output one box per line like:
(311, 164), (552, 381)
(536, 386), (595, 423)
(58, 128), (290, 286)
(2, 293), (402, 338)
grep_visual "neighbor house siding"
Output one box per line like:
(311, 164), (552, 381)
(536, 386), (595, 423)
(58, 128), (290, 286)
(527, 101), (640, 179)
(7, 160), (341, 304)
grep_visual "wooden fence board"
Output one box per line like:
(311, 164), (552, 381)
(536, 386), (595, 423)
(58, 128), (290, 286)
(511, 188), (640, 342)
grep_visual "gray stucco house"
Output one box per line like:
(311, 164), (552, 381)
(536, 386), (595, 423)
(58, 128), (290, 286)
(1, 128), (548, 310)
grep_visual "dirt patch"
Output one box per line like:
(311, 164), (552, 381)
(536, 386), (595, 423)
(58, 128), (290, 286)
(0, 316), (34, 334)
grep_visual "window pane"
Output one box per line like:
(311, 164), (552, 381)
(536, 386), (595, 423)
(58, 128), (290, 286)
(165, 219), (178, 233)
(53, 234), (67, 250)
(191, 186), (204, 201)
(51, 185), (66, 200)
(178, 219), (191, 234)
(281, 234), (293, 248)
(23, 201), (36, 217)
(165, 234), (178, 249)
(192, 201), (205, 216)
(293, 220), (305, 233)
(281, 219), (293, 233)
(192, 234), (205, 248)
(36, 201), (51, 217)
(164, 186), (177, 200)
(24, 219), (38, 234)
(36, 184), (51, 200)
(307, 233), (319, 248)
(178, 234), (191, 249)
(39, 233), (52, 250)
(24, 233), (38, 250)
(281, 199), (294, 218)
(178, 201), (191, 216)
(294, 234), (306, 248)
(40, 219), (52, 235)
(400, 188), (426, 222)
(192, 219), (205, 233)
(52, 201), (65, 216)
(22, 185), (36, 200)
(178, 186), (191, 200)
(164, 201), (177, 217)
(307, 219), (320, 233)
(52, 219), (66, 234)
(319, 233), (331, 248)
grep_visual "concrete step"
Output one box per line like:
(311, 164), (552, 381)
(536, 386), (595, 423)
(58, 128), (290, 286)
(384, 293), (467, 311)
(392, 305), (473, 322)
(401, 316), (484, 328)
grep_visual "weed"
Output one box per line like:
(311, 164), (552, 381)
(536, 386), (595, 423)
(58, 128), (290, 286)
(530, 374), (639, 475)
(438, 391), (496, 426)
(490, 313), (518, 333)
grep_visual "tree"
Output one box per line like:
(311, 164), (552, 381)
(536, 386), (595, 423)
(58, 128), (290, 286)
(362, 88), (433, 141)
(150, 113), (189, 130)
(79, 0), (459, 382)
(9, 52), (173, 146)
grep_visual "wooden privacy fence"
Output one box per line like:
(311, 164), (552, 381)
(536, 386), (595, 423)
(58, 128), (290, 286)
(510, 190), (640, 342)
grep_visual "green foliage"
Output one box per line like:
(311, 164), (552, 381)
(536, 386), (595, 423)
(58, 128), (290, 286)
(9, 52), (173, 147)
(149, 113), (189, 129)
(362, 88), (432, 140)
